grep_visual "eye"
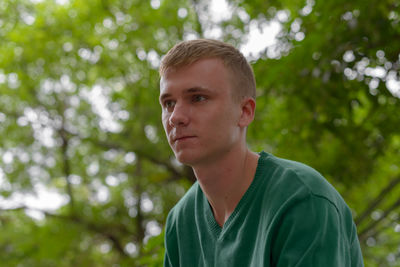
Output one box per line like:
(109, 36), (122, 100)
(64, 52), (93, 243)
(163, 100), (175, 110)
(192, 95), (206, 103)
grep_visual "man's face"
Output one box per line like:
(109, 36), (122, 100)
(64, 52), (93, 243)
(159, 58), (243, 166)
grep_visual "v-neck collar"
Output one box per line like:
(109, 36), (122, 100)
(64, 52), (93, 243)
(202, 151), (270, 240)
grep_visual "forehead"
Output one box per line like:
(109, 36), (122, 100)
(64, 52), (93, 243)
(159, 58), (233, 96)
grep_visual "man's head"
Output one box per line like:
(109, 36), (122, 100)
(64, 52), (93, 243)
(158, 40), (256, 166)
(159, 39), (256, 102)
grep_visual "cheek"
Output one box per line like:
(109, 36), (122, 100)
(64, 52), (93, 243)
(218, 105), (239, 124)
(206, 110), (237, 134)
(161, 114), (170, 132)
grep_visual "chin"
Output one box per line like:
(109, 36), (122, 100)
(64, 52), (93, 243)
(175, 154), (194, 166)
(174, 151), (201, 166)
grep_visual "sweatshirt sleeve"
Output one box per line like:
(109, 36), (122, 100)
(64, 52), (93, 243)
(271, 194), (364, 267)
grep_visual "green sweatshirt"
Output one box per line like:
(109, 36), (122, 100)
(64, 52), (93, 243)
(164, 151), (364, 267)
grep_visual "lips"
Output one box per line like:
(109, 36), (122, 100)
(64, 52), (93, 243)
(171, 135), (196, 143)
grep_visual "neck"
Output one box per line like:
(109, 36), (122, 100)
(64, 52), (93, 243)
(192, 145), (260, 227)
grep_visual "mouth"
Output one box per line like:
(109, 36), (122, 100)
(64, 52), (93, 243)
(172, 136), (196, 143)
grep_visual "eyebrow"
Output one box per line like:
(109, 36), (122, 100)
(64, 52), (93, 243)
(159, 93), (171, 103)
(184, 87), (213, 95)
(159, 87), (213, 103)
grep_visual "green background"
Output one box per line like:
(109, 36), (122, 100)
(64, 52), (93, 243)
(0, 0), (400, 266)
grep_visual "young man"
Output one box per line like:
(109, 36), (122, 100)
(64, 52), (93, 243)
(159, 39), (364, 267)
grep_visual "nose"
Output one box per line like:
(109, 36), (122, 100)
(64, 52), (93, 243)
(169, 102), (189, 127)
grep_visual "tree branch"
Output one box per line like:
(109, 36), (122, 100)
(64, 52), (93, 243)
(191, 0), (205, 38)
(358, 197), (400, 242)
(355, 175), (400, 226)
(59, 126), (75, 213)
(0, 206), (129, 257)
(78, 133), (184, 179)
(134, 157), (145, 247)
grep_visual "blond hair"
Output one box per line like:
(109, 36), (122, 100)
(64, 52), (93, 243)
(159, 39), (256, 101)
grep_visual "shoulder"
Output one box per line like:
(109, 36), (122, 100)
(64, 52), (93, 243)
(164, 183), (201, 266)
(165, 182), (200, 229)
(258, 151), (346, 210)
(258, 152), (357, 239)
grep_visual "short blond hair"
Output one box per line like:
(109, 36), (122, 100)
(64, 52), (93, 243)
(159, 39), (256, 101)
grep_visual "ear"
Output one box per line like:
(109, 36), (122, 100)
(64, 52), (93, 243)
(238, 97), (256, 128)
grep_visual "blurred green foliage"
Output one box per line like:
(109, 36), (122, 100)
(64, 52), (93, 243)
(0, 0), (399, 266)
